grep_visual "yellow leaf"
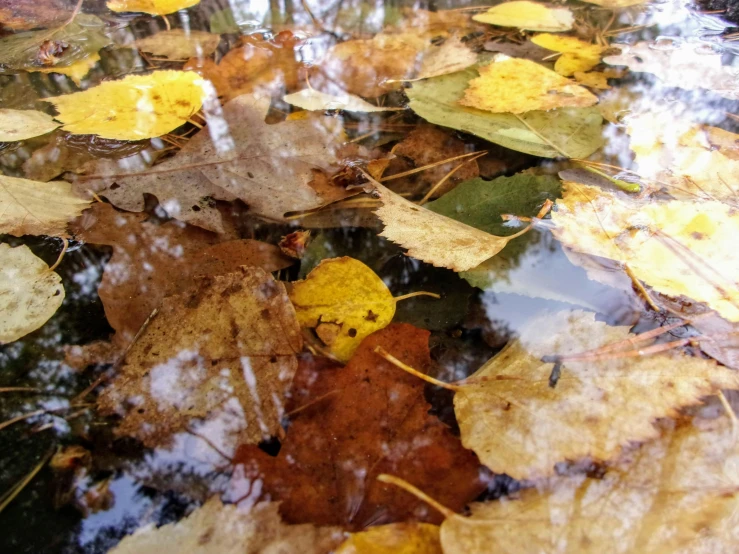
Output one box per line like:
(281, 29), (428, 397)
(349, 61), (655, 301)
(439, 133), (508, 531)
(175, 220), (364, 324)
(336, 523), (442, 554)
(473, 1), (574, 32)
(438, 411), (739, 552)
(626, 113), (739, 202)
(108, 497), (343, 554)
(460, 57), (598, 114)
(48, 70), (206, 140)
(106, 0), (200, 16)
(573, 70), (610, 89)
(581, 0), (649, 6)
(134, 29), (221, 59)
(0, 175), (90, 237)
(367, 179), (533, 272)
(531, 33), (603, 76)
(34, 53), (100, 85)
(551, 182), (739, 321)
(0, 243), (65, 344)
(289, 257), (395, 362)
(0, 109), (59, 141)
(453, 310), (739, 479)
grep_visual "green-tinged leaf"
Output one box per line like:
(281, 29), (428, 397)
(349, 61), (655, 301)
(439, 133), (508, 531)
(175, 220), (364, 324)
(406, 67), (604, 158)
(0, 14), (111, 71)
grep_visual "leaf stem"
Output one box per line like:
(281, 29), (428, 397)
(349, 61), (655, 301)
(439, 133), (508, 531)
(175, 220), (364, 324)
(393, 291), (441, 302)
(373, 346), (461, 391)
(377, 474), (457, 519)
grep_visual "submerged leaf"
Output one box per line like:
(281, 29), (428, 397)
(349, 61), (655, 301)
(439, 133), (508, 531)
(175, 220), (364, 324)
(106, 0), (200, 16)
(461, 57), (598, 114)
(454, 310), (739, 479)
(33, 52), (100, 85)
(108, 497), (343, 554)
(283, 89), (394, 112)
(473, 1), (574, 32)
(0, 108), (59, 141)
(48, 70), (207, 140)
(97, 267), (303, 450)
(0, 0), (76, 31)
(336, 523), (442, 554)
(134, 29), (221, 59)
(289, 257), (395, 362)
(406, 67), (604, 158)
(0, 175), (89, 237)
(0, 243), (64, 344)
(414, 36), (478, 80)
(551, 183), (739, 321)
(233, 325), (485, 529)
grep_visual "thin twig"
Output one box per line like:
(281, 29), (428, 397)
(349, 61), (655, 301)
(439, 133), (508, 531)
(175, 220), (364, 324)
(48, 238), (69, 273)
(419, 152), (487, 205)
(393, 291), (441, 302)
(377, 474), (457, 519)
(380, 152), (481, 182)
(0, 449), (54, 515)
(374, 346), (461, 391)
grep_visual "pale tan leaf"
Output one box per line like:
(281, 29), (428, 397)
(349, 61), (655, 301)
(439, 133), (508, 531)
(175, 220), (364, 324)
(134, 29), (221, 59)
(415, 37), (478, 80)
(0, 175), (90, 237)
(0, 109), (59, 141)
(282, 89), (394, 112)
(0, 243), (64, 343)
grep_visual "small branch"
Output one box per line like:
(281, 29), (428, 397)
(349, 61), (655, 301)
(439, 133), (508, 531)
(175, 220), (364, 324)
(624, 264), (659, 311)
(419, 152), (487, 205)
(0, 449), (54, 515)
(47, 237), (69, 273)
(380, 152), (481, 182)
(373, 346), (461, 391)
(377, 474), (457, 519)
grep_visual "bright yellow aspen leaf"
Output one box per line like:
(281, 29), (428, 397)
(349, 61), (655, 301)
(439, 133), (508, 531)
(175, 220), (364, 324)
(48, 70), (207, 140)
(289, 257), (395, 362)
(473, 1), (573, 32)
(551, 183), (739, 321)
(461, 57), (598, 114)
(0, 109), (59, 141)
(34, 53), (100, 85)
(336, 523), (442, 554)
(531, 34), (603, 76)
(106, 0), (200, 16)
(573, 70), (610, 89)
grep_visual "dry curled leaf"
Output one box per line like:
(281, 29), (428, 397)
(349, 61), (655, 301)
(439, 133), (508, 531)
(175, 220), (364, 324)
(98, 267), (303, 451)
(108, 497), (343, 554)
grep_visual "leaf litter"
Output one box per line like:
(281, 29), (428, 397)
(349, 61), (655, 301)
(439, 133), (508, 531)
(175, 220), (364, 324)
(2, 1), (739, 552)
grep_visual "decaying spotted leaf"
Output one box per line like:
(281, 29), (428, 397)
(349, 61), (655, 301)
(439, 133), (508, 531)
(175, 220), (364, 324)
(551, 182), (739, 321)
(97, 267), (302, 451)
(289, 257), (395, 361)
(108, 497), (343, 554)
(0, 243), (65, 343)
(0, 175), (89, 237)
(461, 56), (598, 114)
(453, 310), (739, 479)
(48, 71), (207, 140)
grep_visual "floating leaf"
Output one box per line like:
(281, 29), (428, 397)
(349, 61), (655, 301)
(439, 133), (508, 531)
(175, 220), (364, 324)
(134, 29), (221, 59)
(366, 179), (540, 272)
(0, 243), (64, 344)
(406, 67), (604, 158)
(461, 57), (598, 114)
(452, 310), (739, 479)
(413, 36), (478, 80)
(98, 267), (302, 450)
(530, 33), (603, 76)
(473, 1), (574, 32)
(108, 497), (343, 554)
(106, 0), (201, 16)
(1, 175), (89, 237)
(582, 0), (655, 7)
(233, 325), (485, 529)
(604, 41), (739, 100)
(48, 70), (206, 140)
(0, 108), (59, 141)
(283, 89), (394, 112)
(336, 523), (442, 554)
(437, 412), (739, 553)
(551, 183), (739, 321)
(86, 94), (349, 232)
(33, 52), (100, 85)
(289, 257), (395, 362)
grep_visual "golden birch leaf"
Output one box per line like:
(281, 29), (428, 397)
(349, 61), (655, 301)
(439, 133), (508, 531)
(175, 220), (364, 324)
(97, 267), (303, 450)
(106, 0), (200, 16)
(366, 179), (535, 272)
(108, 497), (343, 554)
(472, 1), (574, 32)
(134, 29), (221, 60)
(0, 109), (59, 141)
(336, 523), (442, 554)
(283, 89), (395, 112)
(0, 243), (65, 344)
(626, 113), (739, 202)
(551, 183), (739, 321)
(48, 70), (207, 140)
(33, 53), (100, 85)
(441, 412), (739, 553)
(453, 310), (739, 479)
(530, 33), (603, 76)
(289, 257), (395, 362)
(460, 57), (598, 114)
(0, 175), (89, 237)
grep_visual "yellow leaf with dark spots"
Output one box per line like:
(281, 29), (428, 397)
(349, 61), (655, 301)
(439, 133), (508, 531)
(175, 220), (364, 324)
(106, 0), (200, 16)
